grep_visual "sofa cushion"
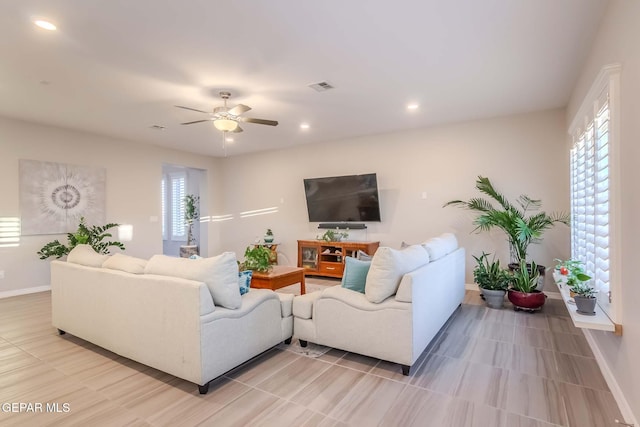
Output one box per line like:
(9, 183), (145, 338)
(340, 257), (371, 293)
(145, 252), (241, 309)
(357, 250), (373, 261)
(102, 253), (148, 274)
(364, 245), (430, 303)
(422, 233), (458, 261)
(277, 293), (294, 318)
(67, 244), (110, 267)
(238, 270), (253, 296)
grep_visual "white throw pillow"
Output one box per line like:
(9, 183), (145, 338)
(422, 233), (458, 261)
(145, 252), (241, 309)
(102, 253), (148, 274)
(67, 244), (110, 267)
(365, 245), (430, 303)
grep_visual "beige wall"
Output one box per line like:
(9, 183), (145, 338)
(567, 0), (640, 421)
(219, 108), (570, 284)
(0, 116), (224, 293)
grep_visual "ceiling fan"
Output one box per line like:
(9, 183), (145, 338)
(175, 91), (278, 133)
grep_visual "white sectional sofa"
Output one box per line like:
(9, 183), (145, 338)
(293, 233), (465, 374)
(51, 246), (293, 394)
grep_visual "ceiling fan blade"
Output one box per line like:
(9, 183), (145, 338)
(228, 104), (251, 116)
(241, 117), (278, 126)
(181, 119), (214, 125)
(232, 125), (244, 133)
(175, 105), (210, 114)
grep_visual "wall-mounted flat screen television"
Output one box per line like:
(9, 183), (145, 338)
(303, 173), (381, 222)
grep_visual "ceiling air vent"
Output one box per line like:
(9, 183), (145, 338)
(308, 81), (334, 92)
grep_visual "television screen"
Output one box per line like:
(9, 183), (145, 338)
(303, 173), (381, 222)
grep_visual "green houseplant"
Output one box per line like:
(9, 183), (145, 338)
(444, 176), (569, 266)
(507, 260), (546, 311)
(318, 229), (349, 242)
(37, 217), (125, 259)
(240, 245), (272, 273)
(566, 270), (596, 315)
(473, 252), (510, 309)
(184, 194), (200, 246)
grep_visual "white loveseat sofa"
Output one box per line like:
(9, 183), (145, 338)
(293, 233), (465, 374)
(51, 246), (293, 394)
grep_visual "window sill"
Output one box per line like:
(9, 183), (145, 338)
(553, 273), (621, 335)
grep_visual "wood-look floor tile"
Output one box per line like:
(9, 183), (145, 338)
(379, 384), (452, 427)
(369, 358), (416, 383)
(454, 361), (509, 409)
(0, 364), (68, 400)
(554, 352), (609, 391)
(444, 397), (506, 427)
(431, 332), (476, 359)
(335, 352), (379, 373)
(225, 348), (299, 386)
(292, 365), (366, 415)
(515, 313), (550, 330)
(510, 346), (557, 379)
(410, 353), (466, 395)
(505, 412), (564, 427)
(468, 339), (513, 368)
(547, 316), (581, 335)
(477, 321), (515, 342)
(196, 388), (281, 427)
(71, 356), (151, 391)
(251, 400), (317, 427)
(98, 367), (180, 407)
(483, 307), (517, 323)
(327, 374), (405, 425)
(543, 300), (570, 318)
(514, 326), (554, 350)
(0, 346), (41, 374)
(506, 372), (567, 426)
(551, 332), (594, 357)
(256, 357), (330, 399)
(445, 313), (483, 337)
(316, 348), (347, 364)
(560, 382), (624, 427)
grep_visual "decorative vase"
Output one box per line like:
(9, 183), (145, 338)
(574, 295), (597, 315)
(264, 235), (274, 243)
(507, 289), (546, 312)
(480, 288), (506, 309)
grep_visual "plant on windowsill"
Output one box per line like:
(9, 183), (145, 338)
(37, 217), (125, 260)
(473, 252), (510, 309)
(567, 273), (596, 315)
(444, 176), (570, 290)
(240, 245), (272, 273)
(507, 260), (546, 312)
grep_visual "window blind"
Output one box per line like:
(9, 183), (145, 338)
(161, 177), (166, 240)
(570, 92), (610, 300)
(170, 173), (186, 241)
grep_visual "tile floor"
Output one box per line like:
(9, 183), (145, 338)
(0, 288), (624, 426)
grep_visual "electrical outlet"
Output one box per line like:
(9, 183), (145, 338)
(0, 270), (5, 279)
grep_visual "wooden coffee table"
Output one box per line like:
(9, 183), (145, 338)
(250, 266), (306, 295)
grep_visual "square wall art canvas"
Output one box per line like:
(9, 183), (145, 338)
(19, 159), (106, 235)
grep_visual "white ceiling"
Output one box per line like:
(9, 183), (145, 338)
(0, 0), (608, 157)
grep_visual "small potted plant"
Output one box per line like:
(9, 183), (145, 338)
(569, 279), (597, 315)
(240, 245), (272, 273)
(184, 194), (200, 246)
(264, 228), (274, 243)
(473, 252), (510, 309)
(318, 229), (349, 242)
(508, 260), (546, 312)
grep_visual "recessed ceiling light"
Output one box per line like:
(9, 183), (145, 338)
(34, 20), (57, 31)
(300, 123), (310, 130)
(407, 103), (419, 110)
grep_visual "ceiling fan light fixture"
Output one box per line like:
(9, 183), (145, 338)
(214, 118), (238, 132)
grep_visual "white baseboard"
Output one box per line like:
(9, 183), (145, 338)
(0, 286), (51, 299)
(583, 329), (638, 426)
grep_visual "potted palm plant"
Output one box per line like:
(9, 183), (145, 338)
(444, 176), (569, 288)
(508, 260), (546, 311)
(184, 194), (200, 246)
(473, 252), (510, 309)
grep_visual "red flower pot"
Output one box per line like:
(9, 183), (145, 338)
(508, 289), (546, 311)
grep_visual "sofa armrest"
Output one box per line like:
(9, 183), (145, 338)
(293, 291), (322, 319)
(277, 293), (294, 318)
(321, 286), (409, 311)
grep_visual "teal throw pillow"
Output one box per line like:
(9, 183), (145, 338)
(238, 270), (253, 295)
(341, 257), (371, 293)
